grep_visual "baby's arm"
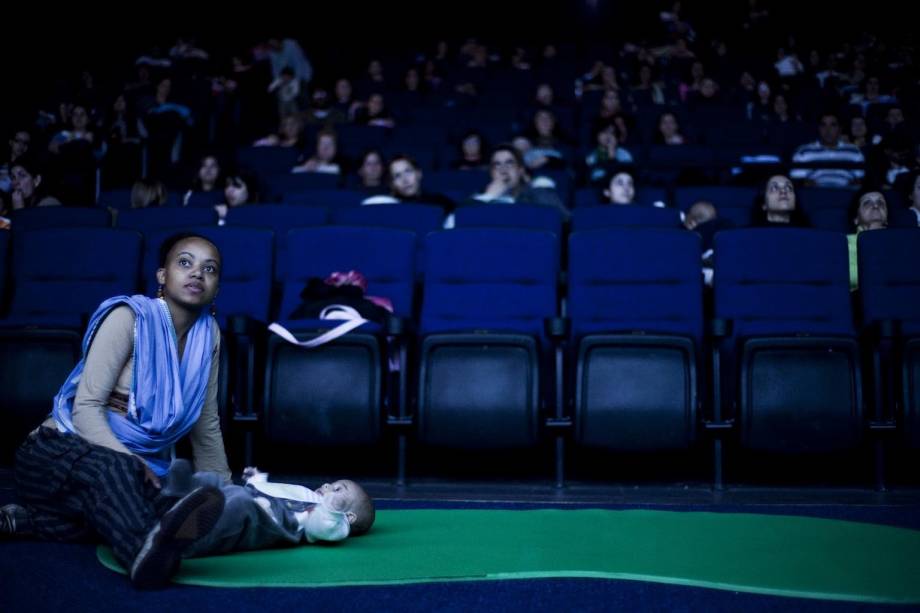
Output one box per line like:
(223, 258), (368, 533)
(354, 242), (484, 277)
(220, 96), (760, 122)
(300, 505), (351, 543)
(242, 466), (267, 484)
(244, 470), (323, 504)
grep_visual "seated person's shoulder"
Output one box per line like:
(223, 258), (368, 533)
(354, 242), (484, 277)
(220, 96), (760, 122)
(104, 304), (137, 328)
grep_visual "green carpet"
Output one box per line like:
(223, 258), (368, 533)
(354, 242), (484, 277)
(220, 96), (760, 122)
(98, 509), (920, 603)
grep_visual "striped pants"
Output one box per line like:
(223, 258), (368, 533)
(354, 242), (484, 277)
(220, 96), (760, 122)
(14, 427), (172, 568)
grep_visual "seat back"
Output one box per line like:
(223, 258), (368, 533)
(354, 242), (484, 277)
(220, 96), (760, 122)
(453, 204), (564, 236)
(277, 226), (417, 322)
(10, 207), (111, 233)
(714, 229), (854, 338)
(224, 204), (327, 234)
(420, 229), (558, 337)
(569, 229), (703, 341)
(10, 227), (142, 321)
(858, 229), (920, 333)
(280, 189), (366, 208)
(262, 173), (341, 202)
(331, 204), (444, 237)
(0, 232), (8, 315)
(572, 205), (682, 231)
(115, 207), (217, 231)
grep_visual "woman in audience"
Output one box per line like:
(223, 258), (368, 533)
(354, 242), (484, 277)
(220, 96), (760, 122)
(585, 122), (634, 184)
(603, 170), (636, 205)
(452, 130), (488, 170)
(8, 155), (61, 209)
(350, 149), (387, 193)
(354, 93), (396, 128)
(292, 128), (344, 175)
(753, 174), (809, 227)
(130, 178), (168, 208)
(215, 174), (257, 224)
(525, 109), (569, 170)
(592, 89), (631, 145)
(101, 94), (142, 186)
(332, 78), (354, 114)
(630, 64), (666, 107)
(253, 114), (305, 148)
(655, 112), (686, 145)
(904, 172), (920, 226)
(843, 115), (870, 152)
(183, 155), (224, 207)
(48, 104), (96, 155)
(847, 189), (889, 289)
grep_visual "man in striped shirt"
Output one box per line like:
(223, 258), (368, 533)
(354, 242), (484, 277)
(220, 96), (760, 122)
(791, 113), (865, 187)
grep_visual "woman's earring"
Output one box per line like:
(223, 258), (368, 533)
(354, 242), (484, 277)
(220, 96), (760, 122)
(156, 285), (164, 299)
(210, 302), (217, 317)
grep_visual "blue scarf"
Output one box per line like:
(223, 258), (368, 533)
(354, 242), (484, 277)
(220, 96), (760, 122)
(52, 295), (214, 476)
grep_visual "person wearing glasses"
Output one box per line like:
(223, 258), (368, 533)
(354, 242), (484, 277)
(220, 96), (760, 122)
(469, 144), (570, 220)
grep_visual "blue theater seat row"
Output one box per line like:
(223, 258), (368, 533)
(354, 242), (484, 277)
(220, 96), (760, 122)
(1, 225), (918, 487)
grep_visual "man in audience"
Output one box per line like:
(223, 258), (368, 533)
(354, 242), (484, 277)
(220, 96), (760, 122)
(791, 113), (865, 187)
(469, 145), (570, 220)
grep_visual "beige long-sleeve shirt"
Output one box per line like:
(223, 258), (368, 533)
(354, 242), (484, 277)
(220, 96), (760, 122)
(42, 305), (231, 480)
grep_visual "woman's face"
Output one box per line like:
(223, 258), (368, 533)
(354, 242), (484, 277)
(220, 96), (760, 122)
(691, 61), (704, 80)
(461, 134), (481, 159)
(224, 177), (249, 206)
(71, 106), (89, 131)
(535, 84), (553, 106)
(317, 135), (337, 161)
(390, 159), (422, 197)
(773, 95), (788, 115)
(335, 78), (352, 102)
(607, 172), (635, 204)
(199, 156), (220, 186)
(10, 165), (37, 198)
(601, 66), (617, 85)
(596, 125), (617, 149)
(850, 117), (867, 138)
(856, 191), (888, 229)
(280, 116), (303, 141)
(639, 65), (652, 84)
(601, 90), (620, 113)
(700, 78), (717, 98)
(367, 94), (384, 116)
(405, 69), (420, 91)
(359, 152), (384, 183)
(157, 78), (172, 100)
(157, 237), (221, 313)
(764, 175), (796, 212)
(534, 111), (555, 137)
(659, 114), (679, 138)
(740, 71), (755, 89)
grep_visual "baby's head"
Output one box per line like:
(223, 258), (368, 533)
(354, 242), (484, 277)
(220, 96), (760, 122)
(317, 480), (375, 535)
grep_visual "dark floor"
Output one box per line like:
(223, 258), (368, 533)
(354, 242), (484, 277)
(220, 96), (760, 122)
(3, 467), (920, 612)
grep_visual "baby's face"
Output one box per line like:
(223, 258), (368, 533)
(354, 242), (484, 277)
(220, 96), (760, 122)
(317, 480), (361, 512)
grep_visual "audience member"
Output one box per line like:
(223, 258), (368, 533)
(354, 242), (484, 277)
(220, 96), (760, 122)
(791, 113), (865, 187)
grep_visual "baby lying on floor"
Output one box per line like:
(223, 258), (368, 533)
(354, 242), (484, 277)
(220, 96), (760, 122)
(162, 460), (375, 557)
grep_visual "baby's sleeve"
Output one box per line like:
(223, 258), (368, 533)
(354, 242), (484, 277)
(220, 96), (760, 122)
(303, 505), (351, 543)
